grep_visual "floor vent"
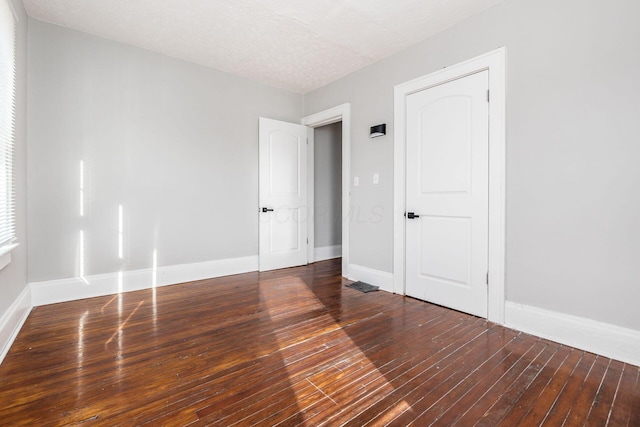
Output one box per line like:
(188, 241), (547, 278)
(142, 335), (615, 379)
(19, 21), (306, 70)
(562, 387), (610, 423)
(346, 281), (379, 293)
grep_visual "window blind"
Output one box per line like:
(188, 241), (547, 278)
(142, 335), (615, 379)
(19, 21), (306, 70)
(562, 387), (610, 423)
(0, 0), (16, 249)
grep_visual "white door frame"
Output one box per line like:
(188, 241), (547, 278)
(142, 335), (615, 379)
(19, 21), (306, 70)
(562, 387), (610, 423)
(393, 48), (506, 323)
(302, 103), (351, 277)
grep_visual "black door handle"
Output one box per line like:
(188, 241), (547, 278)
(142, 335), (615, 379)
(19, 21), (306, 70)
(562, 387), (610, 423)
(261, 207), (274, 213)
(405, 212), (420, 219)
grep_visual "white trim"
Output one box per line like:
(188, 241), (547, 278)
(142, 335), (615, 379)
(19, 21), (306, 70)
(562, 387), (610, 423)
(314, 245), (342, 262)
(0, 242), (18, 271)
(30, 255), (259, 307)
(393, 47), (506, 323)
(302, 103), (351, 278)
(0, 286), (31, 365)
(306, 127), (315, 263)
(505, 301), (640, 367)
(0, 241), (18, 258)
(0, 252), (10, 271)
(6, 0), (19, 21)
(348, 263), (393, 293)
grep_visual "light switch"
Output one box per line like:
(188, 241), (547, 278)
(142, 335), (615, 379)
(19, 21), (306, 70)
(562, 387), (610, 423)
(373, 173), (379, 184)
(354, 177), (359, 187)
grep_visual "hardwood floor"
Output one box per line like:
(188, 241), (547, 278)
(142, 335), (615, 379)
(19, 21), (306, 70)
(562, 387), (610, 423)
(1, 258), (638, 426)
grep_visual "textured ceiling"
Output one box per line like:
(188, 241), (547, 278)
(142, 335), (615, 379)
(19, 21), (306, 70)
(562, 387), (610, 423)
(23, 0), (505, 93)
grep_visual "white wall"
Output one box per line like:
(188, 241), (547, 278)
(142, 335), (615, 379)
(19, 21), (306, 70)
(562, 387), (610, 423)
(27, 20), (303, 282)
(21, 0), (640, 336)
(314, 122), (342, 248)
(0, 0), (28, 317)
(303, 0), (640, 331)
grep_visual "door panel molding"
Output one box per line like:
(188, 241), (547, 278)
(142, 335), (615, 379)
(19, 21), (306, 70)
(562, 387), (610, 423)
(393, 48), (506, 323)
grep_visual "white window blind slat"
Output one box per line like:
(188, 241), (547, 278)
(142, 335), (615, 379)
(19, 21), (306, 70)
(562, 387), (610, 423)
(0, 0), (17, 254)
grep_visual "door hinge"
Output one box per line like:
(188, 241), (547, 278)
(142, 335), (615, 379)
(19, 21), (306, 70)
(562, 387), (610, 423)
(486, 271), (489, 285)
(487, 90), (490, 102)
(306, 238), (308, 244)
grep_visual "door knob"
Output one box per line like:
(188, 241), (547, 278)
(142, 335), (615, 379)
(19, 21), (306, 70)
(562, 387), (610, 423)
(261, 207), (274, 213)
(405, 212), (420, 219)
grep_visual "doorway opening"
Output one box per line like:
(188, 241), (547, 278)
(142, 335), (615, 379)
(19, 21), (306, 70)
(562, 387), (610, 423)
(312, 122), (342, 263)
(302, 103), (351, 278)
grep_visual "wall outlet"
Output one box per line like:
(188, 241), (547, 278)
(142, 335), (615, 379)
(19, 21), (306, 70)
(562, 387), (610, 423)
(373, 173), (379, 184)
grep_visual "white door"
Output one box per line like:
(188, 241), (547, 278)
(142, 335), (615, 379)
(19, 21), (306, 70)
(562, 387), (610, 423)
(405, 70), (489, 318)
(259, 117), (309, 272)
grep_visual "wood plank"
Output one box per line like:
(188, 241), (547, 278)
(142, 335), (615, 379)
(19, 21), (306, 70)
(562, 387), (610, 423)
(563, 355), (611, 425)
(627, 365), (640, 426)
(415, 338), (549, 426)
(585, 359), (625, 425)
(343, 325), (522, 427)
(541, 351), (598, 426)
(0, 258), (637, 426)
(606, 363), (639, 425)
(507, 347), (583, 425)
(472, 342), (565, 426)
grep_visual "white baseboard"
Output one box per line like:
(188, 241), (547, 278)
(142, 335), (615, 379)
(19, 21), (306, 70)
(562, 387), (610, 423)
(30, 255), (259, 307)
(505, 301), (640, 367)
(348, 263), (394, 293)
(0, 286), (31, 364)
(314, 245), (342, 262)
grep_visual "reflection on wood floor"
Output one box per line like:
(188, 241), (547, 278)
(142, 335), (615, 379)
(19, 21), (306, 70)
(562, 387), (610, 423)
(0, 258), (638, 425)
